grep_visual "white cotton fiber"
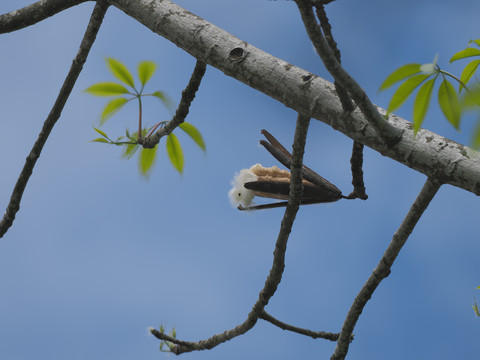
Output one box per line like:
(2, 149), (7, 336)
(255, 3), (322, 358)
(228, 166), (259, 207)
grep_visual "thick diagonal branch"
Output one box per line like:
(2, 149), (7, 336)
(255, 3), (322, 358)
(141, 60), (207, 148)
(0, 1), (109, 239)
(6, 0), (477, 194)
(150, 115), (311, 354)
(0, 0), (89, 33)
(103, 0), (479, 196)
(330, 177), (441, 360)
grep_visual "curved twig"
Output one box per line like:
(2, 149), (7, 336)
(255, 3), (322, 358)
(0, 0), (90, 34)
(314, 4), (367, 200)
(0, 0), (109, 239)
(294, 0), (399, 144)
(141, 60), (207, 148)
(150, 114), (311, 354)
(330, 177), (441, 360)
(259, 310), (345, 342)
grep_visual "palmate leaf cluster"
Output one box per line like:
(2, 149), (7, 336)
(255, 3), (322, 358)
(379, 39), (480, 147)
(85, 58), (205, 177)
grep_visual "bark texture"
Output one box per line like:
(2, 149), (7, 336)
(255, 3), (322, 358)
(106, 0), (480, 196)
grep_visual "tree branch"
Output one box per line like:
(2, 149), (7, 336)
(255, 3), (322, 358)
(259, 310), (344, 342)
(141, 60), (207, 148)
(330, 177), (441, 360)
(150, 114), (311, 354)
(104, 0), (480, 197)
(0, 0), (109, 239)
(314, 3), (367, 200)
(0, 0), (90, 33)
(294, 0), (398, 143)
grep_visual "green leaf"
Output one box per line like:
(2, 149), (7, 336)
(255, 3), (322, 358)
(472, 121), (480, 149)
(91, 138), (111, 144)
(138, 61), (157, 87)
(139, 146), (158, 177)
(472, 39), (480, 48)
(93, 126), (110, 139)
(121, 143), (139, 159)
(106, 58), (135, 88)
(413, 78), (435, 134)
(85, 82), (130, 97)
(152, 91), (174, 110)
(461, 85), (480, 108)
(473, 298), (480, 317)
(379, 63), (421, 91)
(438, 78), (461, 129)
(166, 133), (184, 174)
(100, 98), (129, 125)
(179, 122), (206, 151)
(387, 74), (430, 113)
(459, 59), (480, 92)
(476, 285), (480, 289)
(449, 48), (480, 63)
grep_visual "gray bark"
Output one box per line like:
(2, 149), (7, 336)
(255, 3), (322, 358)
(106, 0), (480, 196)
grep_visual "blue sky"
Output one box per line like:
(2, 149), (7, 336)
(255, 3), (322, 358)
(0, 1), (479, 359)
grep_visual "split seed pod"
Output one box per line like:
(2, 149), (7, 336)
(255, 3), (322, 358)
(229, 130), (344, 211)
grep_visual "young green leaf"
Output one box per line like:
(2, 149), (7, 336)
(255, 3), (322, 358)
(106, 58), (135, 88)
(472, 121), (480, 149)
(121, 143), (139, 159)
(139, 146), (158, 177)
(379, 63), (421, 91)
(91, 138), (111, 144)
(152, 91), (174, 111)
(461, 85), (480, 109)
(459, 59), (480, 92)
(472, 39), (480, 48)
(138, 61), (157, 87)
(85, 82), (130, 97)
(100, 98), (129, 125)
(179, 122), (206, 151)
(166, 133), (184, 174)
(413, 78), (435, 134)
(93, 126), (110, 139)
(473, 298), (480, 317)
(387, 74), (430, 113)
(449, 48), (480, 63)
(438, 78), (461, 129)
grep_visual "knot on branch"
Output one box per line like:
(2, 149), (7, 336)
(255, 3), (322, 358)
(228, 47), (246, 62)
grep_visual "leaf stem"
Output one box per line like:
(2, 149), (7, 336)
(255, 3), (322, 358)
(138, 95), (143, 141)
(439, 69), (469, 92)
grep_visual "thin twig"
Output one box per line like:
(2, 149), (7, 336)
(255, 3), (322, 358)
(294, 0), (400, 144)
(150, 114), (311, 354)
(141, 60), (207, 148)
(345, 141), (367, 199)
(259, 310), (344, 342)
(330, 178), (441, 360)
(0, 0), (89, 34)
(0, 1), (109, 239)
(314, 4), (368, 200)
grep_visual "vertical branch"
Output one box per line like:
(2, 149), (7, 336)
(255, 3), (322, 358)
(315, 3), (367, 200)
(151, 114), (311, 354)
(331, 178), (441, 360)
(0, 1), (109, 239)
